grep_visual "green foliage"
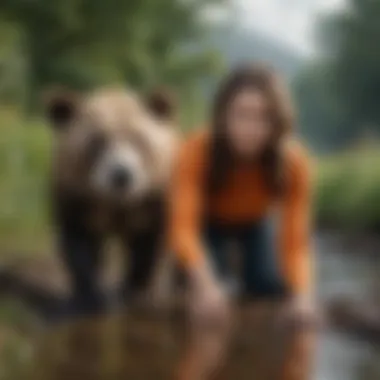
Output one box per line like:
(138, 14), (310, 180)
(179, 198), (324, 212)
(0, 108), (51, 254)
(321, 0), (380, 127)
(316, 147), (380, 231)
(294, 0), (380, 152)
(293, 64), (352, 152)
(0, 19), (27, 105)
(0, 0), (225, 109)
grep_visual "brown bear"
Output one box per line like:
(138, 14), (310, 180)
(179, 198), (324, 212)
(43, 87), (179, 318)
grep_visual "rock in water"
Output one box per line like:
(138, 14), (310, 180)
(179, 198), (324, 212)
(327, 298), (380, 343)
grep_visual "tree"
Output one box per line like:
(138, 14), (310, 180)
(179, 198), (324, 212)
(293, 0), (380, 151)
(318, 0), (380, 135)
(293, 63), (355, 152)
(0, 0), (226, 110)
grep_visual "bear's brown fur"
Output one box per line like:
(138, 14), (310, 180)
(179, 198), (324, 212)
(40, 86), (179, 318)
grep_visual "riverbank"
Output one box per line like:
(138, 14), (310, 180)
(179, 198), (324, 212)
(1, 231), (380, 380)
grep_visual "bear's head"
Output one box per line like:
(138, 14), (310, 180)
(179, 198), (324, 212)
(45, 87), (178, 203)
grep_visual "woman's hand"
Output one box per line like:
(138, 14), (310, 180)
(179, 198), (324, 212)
(282, 295), (322, 329)
(188, 264), (230, 328)
(178, 266), (232, 380)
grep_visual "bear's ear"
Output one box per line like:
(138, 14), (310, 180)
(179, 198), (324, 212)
(43, 89), (81, 129)
(146, 88), (177, 122)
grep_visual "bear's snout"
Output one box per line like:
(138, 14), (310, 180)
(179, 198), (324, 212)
(109, 164), (133, 190)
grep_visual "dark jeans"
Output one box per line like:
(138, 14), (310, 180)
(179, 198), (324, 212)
(204, 219), (290, 300)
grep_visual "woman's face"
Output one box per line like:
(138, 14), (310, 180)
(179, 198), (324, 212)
(225, 88), (272, 159)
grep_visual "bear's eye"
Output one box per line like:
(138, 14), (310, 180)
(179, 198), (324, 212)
(86, 133), (107, 165)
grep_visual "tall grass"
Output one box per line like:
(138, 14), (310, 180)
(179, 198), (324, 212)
(0, 107), (52, 256)
(0, 108), (50, 378)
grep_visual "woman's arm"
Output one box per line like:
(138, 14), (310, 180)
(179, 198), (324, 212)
(169, 133), (208, 271)
(169, 133), (230, 328)
(279, 144), (314, 297)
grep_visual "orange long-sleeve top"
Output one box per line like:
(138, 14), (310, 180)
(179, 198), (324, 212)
(169, 131), (314, 295)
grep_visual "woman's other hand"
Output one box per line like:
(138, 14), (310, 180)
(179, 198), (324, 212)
(188, 264), (231, 329)
(281, 295), (322, 329)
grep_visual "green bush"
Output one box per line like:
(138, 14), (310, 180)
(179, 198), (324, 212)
(0, 108), (51, 255)
(316, 148), (380, 231)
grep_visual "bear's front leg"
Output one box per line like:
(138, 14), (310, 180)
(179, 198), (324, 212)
(58, 224), (105, 318)
(122, 225), (168, 308)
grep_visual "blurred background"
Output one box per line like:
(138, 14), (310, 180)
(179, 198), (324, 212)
(1, 0), (380, 379)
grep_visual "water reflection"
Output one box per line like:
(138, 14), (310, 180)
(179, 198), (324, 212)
(31, 233), (380, 380)
(314, 233), (380, 380)
(34, 303), (317, 380)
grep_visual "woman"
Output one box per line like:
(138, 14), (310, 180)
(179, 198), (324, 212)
(170, 64), (314, 328)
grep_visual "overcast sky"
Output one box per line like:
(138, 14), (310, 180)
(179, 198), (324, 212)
(235, 0), (346, 55)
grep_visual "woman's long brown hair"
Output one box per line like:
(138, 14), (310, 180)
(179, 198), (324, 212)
(207, 63), (295, 197)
